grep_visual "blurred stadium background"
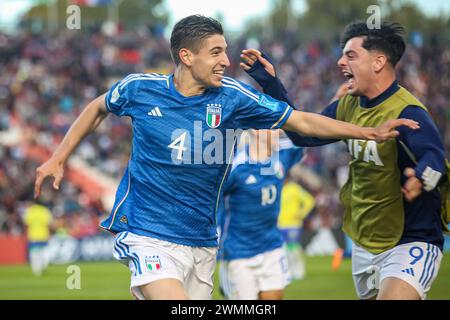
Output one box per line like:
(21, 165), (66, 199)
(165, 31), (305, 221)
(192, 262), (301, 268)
(0, 0), (449, 299)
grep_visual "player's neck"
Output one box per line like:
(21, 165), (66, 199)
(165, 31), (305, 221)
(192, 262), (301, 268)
(364, 72), (396, 100)
(173, 67), (206, 97)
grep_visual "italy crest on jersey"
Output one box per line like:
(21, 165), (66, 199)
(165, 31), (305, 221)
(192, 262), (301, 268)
(206, 104), (222, 128)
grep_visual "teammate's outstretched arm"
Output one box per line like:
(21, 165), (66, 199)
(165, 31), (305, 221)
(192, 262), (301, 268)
(282, 110), (418, 142)
(34, 93), (108, 198)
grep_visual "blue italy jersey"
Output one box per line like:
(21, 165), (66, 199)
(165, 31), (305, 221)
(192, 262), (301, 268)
(218, 139), (304, 260)
(99, 73), (293, 247)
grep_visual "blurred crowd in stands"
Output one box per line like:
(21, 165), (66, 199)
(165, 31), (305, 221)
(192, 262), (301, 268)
(1, 24), (449, 237)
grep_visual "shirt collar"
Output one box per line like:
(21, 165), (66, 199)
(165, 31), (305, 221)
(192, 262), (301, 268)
(359, 80), (400, 108)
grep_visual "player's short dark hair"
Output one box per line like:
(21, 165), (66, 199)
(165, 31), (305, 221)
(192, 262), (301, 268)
(170, 15), (224, 65)
(340, 21), (406, 67)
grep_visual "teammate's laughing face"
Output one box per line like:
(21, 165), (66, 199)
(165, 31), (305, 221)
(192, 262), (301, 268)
(188, 34), (230, 88)
(337, 37), (377, 97)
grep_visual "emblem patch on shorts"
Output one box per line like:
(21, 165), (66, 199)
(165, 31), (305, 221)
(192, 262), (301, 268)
(145, 255), (162, 271)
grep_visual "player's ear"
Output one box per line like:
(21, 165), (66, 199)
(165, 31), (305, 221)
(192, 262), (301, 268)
(179, 48), (193, 66)
(373, 53), (387, 72)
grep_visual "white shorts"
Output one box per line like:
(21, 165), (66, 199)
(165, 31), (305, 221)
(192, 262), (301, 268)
(352, 241), (442, 300)
(113, 231), (217, 300)
(219, 247), (291, 300)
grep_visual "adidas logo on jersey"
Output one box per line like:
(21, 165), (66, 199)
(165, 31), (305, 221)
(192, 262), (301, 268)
(148, 107), (162, 117)
(245, 175), (257, 184)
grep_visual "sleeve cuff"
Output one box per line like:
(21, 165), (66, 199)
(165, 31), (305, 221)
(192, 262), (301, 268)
(271, 105), (294, 129)
(104, 91), (112, 113)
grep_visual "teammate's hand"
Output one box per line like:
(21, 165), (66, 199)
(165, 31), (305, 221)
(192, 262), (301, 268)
(373, 119), (420, 143)
(240, 49), (276, 77)
(34, 157), (64, 198)
(402, 167), (423, 201)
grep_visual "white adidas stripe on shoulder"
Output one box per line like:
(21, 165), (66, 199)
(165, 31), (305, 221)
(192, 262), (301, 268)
(222, 77), (259, 100)
(119, 73), (163, 85)
(146, 72), (166, 77)
(119, 73), (167, 89)
(222, 77), (257, 98)
(121, 72), (166, 81)
(120, 73), (142, 85)
(222, 78), (259, 100)
(222, 83), (258, 102)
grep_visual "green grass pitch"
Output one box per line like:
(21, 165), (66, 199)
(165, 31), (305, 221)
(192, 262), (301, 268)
(0, 254), (449, 300)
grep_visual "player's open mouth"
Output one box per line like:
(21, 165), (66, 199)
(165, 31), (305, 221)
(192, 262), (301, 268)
(343, 71), (354, 80)
(343, 71), (355, 88)
(213, 70), (224, 79)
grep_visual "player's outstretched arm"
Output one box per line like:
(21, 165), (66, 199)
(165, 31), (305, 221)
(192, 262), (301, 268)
(282, 110), (420, 142)
(34, 93), (108, 198)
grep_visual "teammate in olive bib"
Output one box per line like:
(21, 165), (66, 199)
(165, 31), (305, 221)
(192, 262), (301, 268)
(242, 21), (446, 300)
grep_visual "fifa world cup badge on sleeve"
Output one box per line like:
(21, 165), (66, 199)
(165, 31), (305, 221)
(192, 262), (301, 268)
(145, 255), (162, 271)
(206, 104), (222, 128)
(258, 95), (279, 111)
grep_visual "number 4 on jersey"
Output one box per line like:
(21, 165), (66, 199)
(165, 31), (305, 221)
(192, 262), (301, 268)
(168, 132), (187, 160)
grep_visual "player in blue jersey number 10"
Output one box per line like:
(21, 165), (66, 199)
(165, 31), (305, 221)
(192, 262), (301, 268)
(34, 15), (419, 300)
(217, 130), (304, 300)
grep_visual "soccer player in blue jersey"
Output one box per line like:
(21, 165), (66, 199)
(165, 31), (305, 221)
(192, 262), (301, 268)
(241, 21), (446, 300)
(34, 15), (419, 300)
(218, 130), (303, 300)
